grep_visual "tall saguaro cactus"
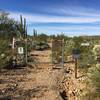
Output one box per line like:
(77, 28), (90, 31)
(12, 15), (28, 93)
(33, 29), (35, 37)
(33, 29), (37, 37)
(20, 15), (23, 32)
(19, 15), (27, 39)
(24, 18), (27, 38)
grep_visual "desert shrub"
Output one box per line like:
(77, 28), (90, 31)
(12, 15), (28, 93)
(93, 45), (100, 62)
(64, 40), (74, 55)
(36, 33), (48, 42)
(85, 64), (100, 100)
(63, 40), (74, 61)
(78, 52), (95, 70)
(32, 41), (49, 51)
(0, 39), (12, 69)
(84, 45), (100, 100)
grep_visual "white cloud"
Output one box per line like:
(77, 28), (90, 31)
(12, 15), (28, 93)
(8, 11), (100, 23)
(7, 11), (100, 36)
(53, 6), (100, 17)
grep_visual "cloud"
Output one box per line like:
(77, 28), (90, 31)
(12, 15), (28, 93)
(8, 11), (100, 24)
(59, 8), (100, 17)
(42, 5), (100, 17)
(8, 10), (100, 36)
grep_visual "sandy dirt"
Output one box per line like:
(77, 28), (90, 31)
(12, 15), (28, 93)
(0, 49), (87, 100)
(0, 49), (64, 100)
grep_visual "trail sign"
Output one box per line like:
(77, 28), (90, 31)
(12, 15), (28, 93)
(72, 49), (81, 59)
(18, 47), (24, 54)
(81, 43), (90, 46)
(72, 49), (81, 78)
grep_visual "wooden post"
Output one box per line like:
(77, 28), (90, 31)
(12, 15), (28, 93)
(75, 58), (78, 78)
(12, 37), (15, 57)
(12, 37), (15, 50)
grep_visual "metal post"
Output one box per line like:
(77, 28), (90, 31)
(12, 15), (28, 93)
(25, 27), (28, 65)
(75, 58), (78, 78)
(25, 39), (28, 64)
(62, 39), (64, 68)
(51, 39), (53, 68)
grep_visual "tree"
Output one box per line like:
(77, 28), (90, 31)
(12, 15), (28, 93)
(0, 10), (18, 39)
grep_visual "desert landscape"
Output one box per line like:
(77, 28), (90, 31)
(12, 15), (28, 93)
(0, 0), (100, 100)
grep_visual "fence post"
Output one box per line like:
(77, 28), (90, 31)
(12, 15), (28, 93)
(25, 27), (28, 65)
(25, 39), (28, 64)
(62, 39), (64, 68)
(51, 39), (53, 68)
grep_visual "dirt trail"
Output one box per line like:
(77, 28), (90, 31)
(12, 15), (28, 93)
(0, 49), (86, 100)
(29, 49), (86, 100)
(0, 49), (64, 100)
(31, 50), (52, 63)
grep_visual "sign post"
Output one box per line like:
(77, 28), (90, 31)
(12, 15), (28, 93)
(75, 58), (78, 78)
(72, 49), (81, 78)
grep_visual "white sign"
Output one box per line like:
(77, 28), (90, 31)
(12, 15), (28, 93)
(18, 47), (24, 54)
(81, 43), (90, 46)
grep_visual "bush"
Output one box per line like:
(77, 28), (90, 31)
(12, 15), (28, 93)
(86, 64), (100, 99)
(93, 45), (100, 62)
(84, 45), (100, 99)
(32, 41), (50, 51)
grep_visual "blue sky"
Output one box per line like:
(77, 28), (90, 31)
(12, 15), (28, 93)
(0, 0), (100, 36)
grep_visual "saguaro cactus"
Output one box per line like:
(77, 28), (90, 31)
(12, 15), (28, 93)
(33, 29), (37, 37)
(19, 15), (27, 38)
(20, 15), (23, 32)
(24, 18), (27, 38)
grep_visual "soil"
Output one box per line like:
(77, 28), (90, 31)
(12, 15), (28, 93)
(0, 49), (64, 100)
(0, 48), (87, 100)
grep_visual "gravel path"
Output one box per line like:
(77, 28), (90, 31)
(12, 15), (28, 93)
(0, 49), (65, 100)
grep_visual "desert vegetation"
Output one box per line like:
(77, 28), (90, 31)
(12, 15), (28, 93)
(0, 11), (100, 100)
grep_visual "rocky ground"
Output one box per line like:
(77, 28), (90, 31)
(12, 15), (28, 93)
(0, 49), (87, 100)
(0, 67), (65, 100)
(0, 50), (66, 100)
